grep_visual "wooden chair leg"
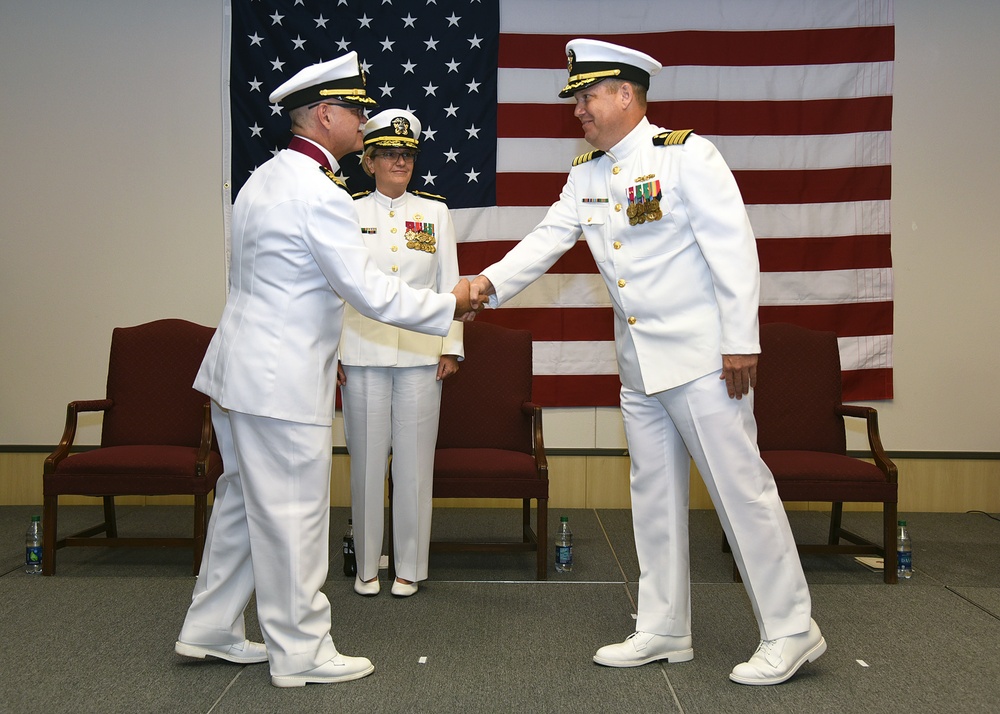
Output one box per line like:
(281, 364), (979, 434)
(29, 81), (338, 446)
(522, 499), (531, 544)
(42, 495), (58, 576)
(103, 496), (118, 538)
(536, 498), (548, 580)
(883, 501), (899, 584)
(828, 502), (844, 544)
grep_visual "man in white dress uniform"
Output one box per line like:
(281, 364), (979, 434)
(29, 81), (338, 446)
(174, 53), (475, 688)
(469, 39), (826, 686)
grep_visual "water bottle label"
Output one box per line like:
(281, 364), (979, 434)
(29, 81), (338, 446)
(556, 545), (572, 565)
(26, 546), (42, 565)
(897, 550), (912, 569)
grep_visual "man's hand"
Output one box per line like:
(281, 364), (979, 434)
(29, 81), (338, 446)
(720, 354), (758, 399)
(451, 278), (475, 319)
(470, 275), (495, 311)
(336, 361), (347, 387)
(437, 355), (460, 381)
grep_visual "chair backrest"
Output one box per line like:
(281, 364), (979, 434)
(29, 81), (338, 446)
(101, 319), (215, 448)
(435, 321), (534, 454)
(753, 322), (847, 455)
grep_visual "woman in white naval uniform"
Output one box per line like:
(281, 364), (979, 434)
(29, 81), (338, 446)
(339, 109), (463, 598)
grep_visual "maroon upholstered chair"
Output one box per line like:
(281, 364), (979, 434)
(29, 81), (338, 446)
(388, 320), (549, 579)
(745, 321), (899, 583)
(42, 319), (222, 575)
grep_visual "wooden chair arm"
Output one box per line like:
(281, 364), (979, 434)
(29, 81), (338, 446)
(523, 402), (548, 478)
(835, 404), (897, 483)
(195, 401), (214, 477)
(44, 399), (113, 472)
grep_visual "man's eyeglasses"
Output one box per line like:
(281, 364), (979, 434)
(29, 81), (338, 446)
(310, 101), (366, 119)
(373, 150), (417, 162)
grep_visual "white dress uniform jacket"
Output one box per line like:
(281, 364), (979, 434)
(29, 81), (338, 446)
(482, 117), (761, 389)
(194, 142), (457, 426)
(340, 189), (464, 366)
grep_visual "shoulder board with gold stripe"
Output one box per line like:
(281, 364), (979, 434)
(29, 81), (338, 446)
(412, 190), (448, 203)
(319, 165), (350, 193)
(652, 129), (694, 147)
(352, 190), (372, 200)
(572, 150), (606, 167)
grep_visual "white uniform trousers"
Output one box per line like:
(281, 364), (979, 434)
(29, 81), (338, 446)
(341, 365), (441, 582)
(178, 402), (339, 676)
(622, 370), (812, 641)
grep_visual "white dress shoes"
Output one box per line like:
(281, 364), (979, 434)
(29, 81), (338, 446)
(271, 653), (375, 688)
(593, 632), (694, 667)
(174, 639), (268, 664)
(354, 575), (380, 596)
(390, 579), (418, 597)
(729, 618), (827, 685)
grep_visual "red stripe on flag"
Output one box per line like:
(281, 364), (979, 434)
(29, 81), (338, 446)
(734, 167), (891, 204)
(653, 98), (894, 137)
(842, 368), (893, 401)
(532, 374), (622, 407)
(499, 27), (895, 68)
(756, 235), (892, 271)
(495, 167), (890, 207)
(760, 302), (893, 338)
(472, 302), (892, 343)
(462, 235), (891, 276)
(529, 367), (894, 407)
(476, 306), (615, 341)
(500, 98), (893, 139)
(459, 240), (599, 275)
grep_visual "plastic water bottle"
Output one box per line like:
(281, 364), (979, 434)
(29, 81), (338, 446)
(555, 516), (573, 573)
(342, 519), (357, 577)
(896, 520), (912, 580)
(25, 515), (43, 575)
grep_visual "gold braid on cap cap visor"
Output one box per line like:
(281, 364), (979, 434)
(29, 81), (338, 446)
(318, 88), (378, 105)
(363, 135), (420, 148)
(561, 69), (622, 93)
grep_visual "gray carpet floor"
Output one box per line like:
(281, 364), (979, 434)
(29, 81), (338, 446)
(1, 505), (998, 713)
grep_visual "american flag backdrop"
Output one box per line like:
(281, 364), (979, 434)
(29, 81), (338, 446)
(224, 0), (894, 406)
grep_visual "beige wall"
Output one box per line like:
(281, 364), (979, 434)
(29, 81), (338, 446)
(5, 451), (997, 514)
(1, 1), (999, 457)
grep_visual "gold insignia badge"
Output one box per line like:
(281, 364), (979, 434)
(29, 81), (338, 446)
(567, 49), (575, 75)
(392, 116), (410, 136)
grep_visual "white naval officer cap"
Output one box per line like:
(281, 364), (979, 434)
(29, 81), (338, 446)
(268, 51), (378, 110)
(363, 109), (422, 151)
(559, 39), (662, 98)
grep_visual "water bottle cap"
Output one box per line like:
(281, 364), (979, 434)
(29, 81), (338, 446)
(898, 520), (906, 526)
(31, 515), (40, 522)
(560, 516), (568, 522)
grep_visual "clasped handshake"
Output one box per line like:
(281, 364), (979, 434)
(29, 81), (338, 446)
(451, 275), (493, 321)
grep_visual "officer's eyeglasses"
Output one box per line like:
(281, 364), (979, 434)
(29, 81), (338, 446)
(373, 150), (417, 163)
(310, 101), (366, 119)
